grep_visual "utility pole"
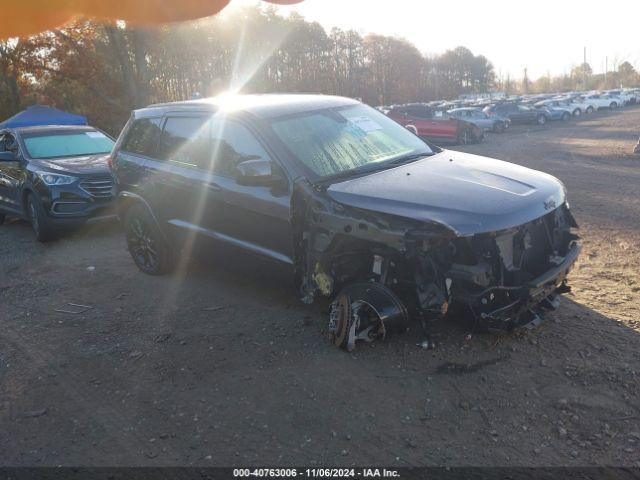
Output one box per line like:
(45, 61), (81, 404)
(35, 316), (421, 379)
(523, 67), (529, 94)
(583, 46), (587, 90)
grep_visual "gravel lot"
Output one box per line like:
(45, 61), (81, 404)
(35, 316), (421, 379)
(1, 107), (639, 467)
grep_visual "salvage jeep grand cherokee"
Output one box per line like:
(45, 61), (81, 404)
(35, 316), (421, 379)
(111, 94), (581, 351)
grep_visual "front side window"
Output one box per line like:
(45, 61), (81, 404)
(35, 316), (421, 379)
(209, 120), (272, 177)
(270, 104), (432, 179)
(122, 118), (162, 157)
(22, 130), (114, 159)
(158, 116), (210, 167)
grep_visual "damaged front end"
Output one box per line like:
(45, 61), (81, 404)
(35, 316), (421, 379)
(293, 180), (581, 351)
(441, 203), (580, 332)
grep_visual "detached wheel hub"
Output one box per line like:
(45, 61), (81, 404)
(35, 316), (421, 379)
(329, 283), (409, 352)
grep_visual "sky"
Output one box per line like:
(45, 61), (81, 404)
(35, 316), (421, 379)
(230, 0), (640, 80)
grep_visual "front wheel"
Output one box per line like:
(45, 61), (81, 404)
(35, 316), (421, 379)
(26, 192), (55, 242)
(610, 102), (618, 110)
(124, 203), (173, 275)
(493, 121), (505, 133)
(562, 112), (571, 122)
(586, 106), (594, 113)
(536, 114), (547, 125)
(572, 108), (581, 117)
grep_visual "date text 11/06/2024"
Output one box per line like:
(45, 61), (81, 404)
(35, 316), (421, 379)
(232, 468), (401, 478)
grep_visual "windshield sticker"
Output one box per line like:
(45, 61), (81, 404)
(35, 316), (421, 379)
(86, 132), (107, 139)
(345, 116), (383, 133)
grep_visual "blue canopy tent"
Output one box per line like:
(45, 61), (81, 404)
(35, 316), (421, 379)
(0, 105), (88, 129)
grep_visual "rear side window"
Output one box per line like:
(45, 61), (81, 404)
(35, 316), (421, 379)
(122, 118), (162, 157)
(158, 116), (210, 167)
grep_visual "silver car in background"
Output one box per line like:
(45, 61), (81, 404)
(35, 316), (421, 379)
(448, 107), (511, 133)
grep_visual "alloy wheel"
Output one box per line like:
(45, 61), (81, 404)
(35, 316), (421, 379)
(127, 217), (159, 271)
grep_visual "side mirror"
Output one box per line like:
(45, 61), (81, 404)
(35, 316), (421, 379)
(235, 158), (284, 187)
(0, 151), (17, 162)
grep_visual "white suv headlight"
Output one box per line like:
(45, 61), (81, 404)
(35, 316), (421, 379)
(36, 172), (78, 186)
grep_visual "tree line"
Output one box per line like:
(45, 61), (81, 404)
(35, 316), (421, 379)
(0, 6), (495, 134)
(0, 5), (637, 135)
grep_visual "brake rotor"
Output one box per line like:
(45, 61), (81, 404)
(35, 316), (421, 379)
(328, 291), (356, 351)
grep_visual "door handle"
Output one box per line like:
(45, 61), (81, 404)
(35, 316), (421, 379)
(207, 182), (222, 192)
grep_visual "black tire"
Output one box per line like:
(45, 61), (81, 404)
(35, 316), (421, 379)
(562, 112), (571, 122)
(26, 192), (55, 242)
(586, 106), (594, 114)
(610, 102), (618, 110)
(458, 129), (471, 145)
(572, 108), (581, 117)
(536, 114), (547, 125)
(124, 203), (173, 275)
(0, 213), (5, 226)
(493, 121), (505, 133)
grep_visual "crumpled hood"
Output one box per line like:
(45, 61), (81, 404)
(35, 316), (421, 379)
(326, 150), (566, 236)
(31, 154), (111, 175)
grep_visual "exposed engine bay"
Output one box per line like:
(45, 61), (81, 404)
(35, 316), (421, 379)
(292, 179), (581, 351)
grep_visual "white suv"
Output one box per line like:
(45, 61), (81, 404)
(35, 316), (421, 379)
(582, 93), (621, 110)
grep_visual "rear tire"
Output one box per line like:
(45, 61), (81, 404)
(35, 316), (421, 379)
(124, 203), (173, 275)
(493, 121), (505, 133)
(458, 129), (471, 145)
(562, 112), (571, 122)
(26, 193), (55, 242)
(610, 102), (618, 110)
(572, 108), (581, 117)
(536, 114), (547, 125)
(586, 106), (594, 113)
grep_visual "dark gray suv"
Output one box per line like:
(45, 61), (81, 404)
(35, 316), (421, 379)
(0, 125), (116, 241)
(111, 94), (581, 351)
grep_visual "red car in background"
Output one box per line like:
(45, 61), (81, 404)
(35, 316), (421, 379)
(387, 103), (483, 145)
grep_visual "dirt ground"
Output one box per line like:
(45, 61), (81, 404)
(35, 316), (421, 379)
(1, 107), (639, 467)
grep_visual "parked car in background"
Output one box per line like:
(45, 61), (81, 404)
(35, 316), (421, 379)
(535, 104), (572, 122)
(604, 90), (632, 106)
(560, 96), (596, 115)
(447, 107), (510, 133)
(386, 103), (484, 144)
(112, 94), (581, 351)
(536, 99), (585, 117)
(0, 125), (116, 241)
(624, 89), (639, 104)
(484, 103), (549, 125)
(582, 93), (620, 110)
